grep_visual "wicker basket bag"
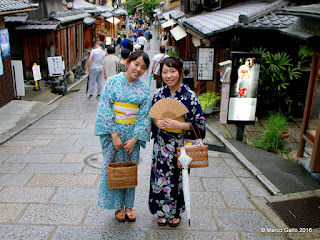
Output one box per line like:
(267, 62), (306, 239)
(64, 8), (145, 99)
(107, 149), (138, 189)
(177, 124), (208, 169)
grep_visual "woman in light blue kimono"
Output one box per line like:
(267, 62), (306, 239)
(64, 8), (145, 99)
(95, 51), (151, 222)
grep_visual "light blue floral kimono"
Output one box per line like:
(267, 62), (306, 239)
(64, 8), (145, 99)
(95, 73), (151, 210)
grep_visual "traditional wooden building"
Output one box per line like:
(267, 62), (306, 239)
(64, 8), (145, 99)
(0, 0), (38, 108)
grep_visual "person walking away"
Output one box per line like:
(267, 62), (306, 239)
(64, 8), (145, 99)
(161, 35), (169, 52)
(95, 51), (152, 222)
(151, 45), (168, 88)
(137, 32), (147, 51)
(149, 57), (206, 227)
(103, 46), (120, 83)
(99, 32), (106, 49)
(120, 34), (132, 50)
(117, 49), (130, 73)
(144, 28), (152, 50)
(87, 41), (105, 100)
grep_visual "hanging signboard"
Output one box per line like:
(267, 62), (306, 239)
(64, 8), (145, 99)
(47, 56), (64, 77)
(0, 28), (10, 58)
(227, 52), (261, 124)
(196, 47), (214, 81)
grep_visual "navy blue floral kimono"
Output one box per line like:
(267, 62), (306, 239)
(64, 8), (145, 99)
(149, 84), (205, 220)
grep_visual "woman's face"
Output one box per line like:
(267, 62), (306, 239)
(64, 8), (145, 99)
(161, 64), (181, 87)
(126, 56), (147, 80)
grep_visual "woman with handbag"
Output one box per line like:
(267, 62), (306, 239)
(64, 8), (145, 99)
(95, 51), (151, 222)
(148, 57), (206, 227)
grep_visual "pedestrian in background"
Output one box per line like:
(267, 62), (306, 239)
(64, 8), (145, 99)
(120, 34), (132, 50)
(117, 49), (130, 73)
(148, 57), (206, 227)
(87, 41), (105, 100)
(103, 46), (120, 83)
(95, 51), (151, 222)
(137, 32), (147, 51)
(151, 45), (168, 88)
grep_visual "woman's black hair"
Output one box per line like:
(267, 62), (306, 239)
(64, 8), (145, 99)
(160, 57), (184, 76)
(128, 50), (150, 68)
(121, 49), (131, 59)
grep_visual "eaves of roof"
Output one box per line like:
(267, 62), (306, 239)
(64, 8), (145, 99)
(183, 0), (289, 37)
(54, 11), (91, 24)
(0, 0), (38, 15)
(16, 21), (59, 31)
(4, 13), (29, 23)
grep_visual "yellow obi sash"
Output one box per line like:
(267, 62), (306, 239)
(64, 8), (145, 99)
(113, 102), (139, 124)
(164, 115), (184, 133)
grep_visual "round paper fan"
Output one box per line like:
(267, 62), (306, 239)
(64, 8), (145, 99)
(149, 98), (189, 120)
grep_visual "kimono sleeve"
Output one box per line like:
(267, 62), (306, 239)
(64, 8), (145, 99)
(185, 92), (206, 139)
(132, 87), (152, 145)
(94, 77), (117, 136)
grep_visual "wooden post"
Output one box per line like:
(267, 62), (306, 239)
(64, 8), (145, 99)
(310, 112), (320, 172)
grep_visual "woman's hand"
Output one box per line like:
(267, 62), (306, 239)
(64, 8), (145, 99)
(153, 119), (166, 129)
(123, 138), (138, 154)
(163, 118), (182, 129)
(111, 132), (123, 150)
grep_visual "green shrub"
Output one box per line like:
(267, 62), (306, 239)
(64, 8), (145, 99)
(253, 113), (290, 155)
(198, 92), (220, 109)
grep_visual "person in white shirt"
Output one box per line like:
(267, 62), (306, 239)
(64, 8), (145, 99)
(151, 45), (169, 88)
(87, 41), (106, 100)
(136, 33), (147, 51)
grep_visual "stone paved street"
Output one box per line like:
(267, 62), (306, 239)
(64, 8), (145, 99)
(1, 27), (318, 240)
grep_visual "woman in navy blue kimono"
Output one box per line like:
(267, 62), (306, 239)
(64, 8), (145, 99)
(148, 57), (206, 227)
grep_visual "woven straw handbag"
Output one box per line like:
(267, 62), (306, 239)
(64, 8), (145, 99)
(107, 149), (138, 189)
(177, 124), (208, 169)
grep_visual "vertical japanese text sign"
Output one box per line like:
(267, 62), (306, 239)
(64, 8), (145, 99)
(197, 47), (214, 81)
(47, 56), (64, 77)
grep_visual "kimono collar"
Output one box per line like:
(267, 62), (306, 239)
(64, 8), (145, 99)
(120, 72), (140, 86)
(163, 84), (189, 98)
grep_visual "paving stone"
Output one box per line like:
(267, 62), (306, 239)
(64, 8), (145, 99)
(21, 163), (84, 174)
(221, 191), (255, 209)
(0, 164), (26, 173)
(0, 147), (32, 155)
(83, 165), (102, 174)
(189, 177), (205, 192)
(0, 204), (26, 223)
(18, 204), (87, 225)
(84, 207), (131, 227)
(191, 192), (225, 208)
(190, 166), (235, 178)
(178, 208), (217, 231)
(48, 137), (77, 146)
(52, 227), (146, 240)
(239, 177), (271, 197)
(21, 128), (54, 134)
(202, 178), (246, 192)
(232, 168), (255, 178)
(224, 158), (247, 169)
(34, 133), (71, 140)
(5, 154), (64, 163)
(0, 154), (10, 163)
(27, 174), (98, 187)
(215, 209), (275, 232)
(209, 157), (228, 167)
(50, 187), (98, 205)
(11, 134), (36, 141)
(208, 150), (221, 158)
(73, 137), (100, 146)
(0, 187), (55, 203)
(137, 163), (151, 176)
(52, 128), (93, 135)
(0, 225), (54, 240)
(136, 175), (150, 191)
(134, 190), (149, 207)
(3, 139), (51, 148)
(241, 233), (284, 240)
(28, 145), (83, 154)
(81, 145), (103, 154)
(0, 174), (33, 186)
(61, 153), (88, 163)
(150, 230), (239, 240)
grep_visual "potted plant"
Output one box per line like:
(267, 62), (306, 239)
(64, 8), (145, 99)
(198, 92), (220, 114)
